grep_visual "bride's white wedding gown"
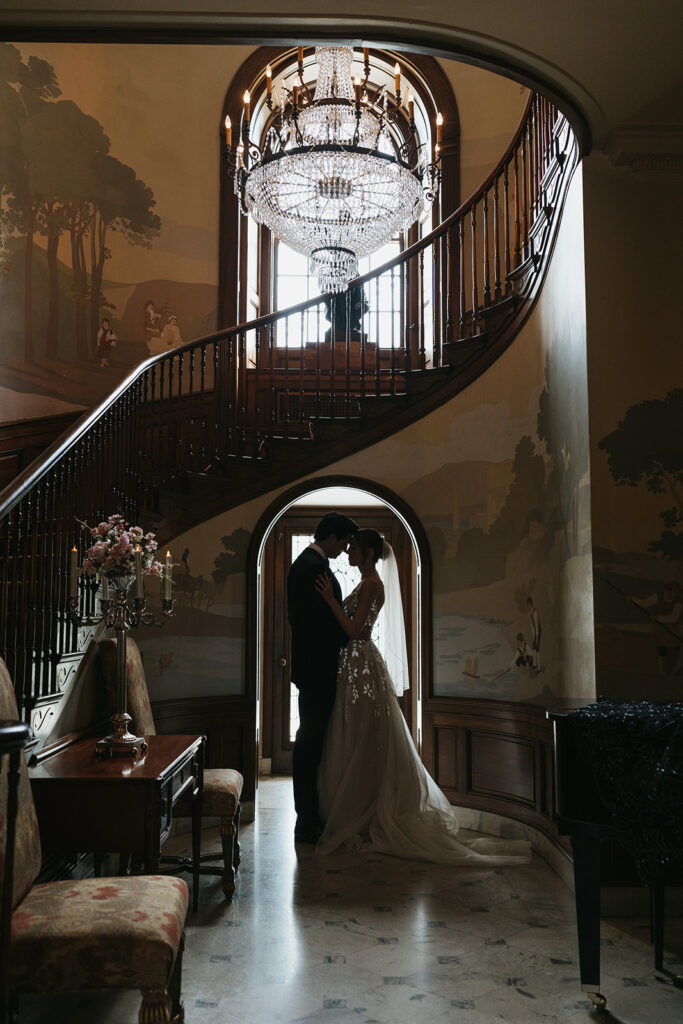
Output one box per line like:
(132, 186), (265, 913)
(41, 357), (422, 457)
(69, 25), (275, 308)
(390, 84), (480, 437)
(317, 586), (531, 865)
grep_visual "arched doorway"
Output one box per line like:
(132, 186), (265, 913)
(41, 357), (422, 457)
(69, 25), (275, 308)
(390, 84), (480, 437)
(248, 475), (431, 776)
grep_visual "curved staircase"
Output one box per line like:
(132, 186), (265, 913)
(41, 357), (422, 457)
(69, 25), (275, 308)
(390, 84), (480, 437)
(0, 95), (578, 738)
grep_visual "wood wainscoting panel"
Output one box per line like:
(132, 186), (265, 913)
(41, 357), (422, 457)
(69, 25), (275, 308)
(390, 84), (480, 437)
(422, 698), (556, 842)
(434, 725), (459, 791)
(152, 695), (256, 807)
(470, 731), (536, 806)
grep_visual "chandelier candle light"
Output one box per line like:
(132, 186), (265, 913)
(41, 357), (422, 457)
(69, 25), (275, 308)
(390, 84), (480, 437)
(225, 46), (441, 292)
(68, 514), (174, 759)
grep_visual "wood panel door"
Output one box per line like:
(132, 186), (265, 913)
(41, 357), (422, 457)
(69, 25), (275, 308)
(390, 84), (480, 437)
(262, 508), (414, 774)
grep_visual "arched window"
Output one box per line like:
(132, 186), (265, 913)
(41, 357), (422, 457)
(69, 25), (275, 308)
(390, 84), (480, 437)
(218, 47), (460, 340)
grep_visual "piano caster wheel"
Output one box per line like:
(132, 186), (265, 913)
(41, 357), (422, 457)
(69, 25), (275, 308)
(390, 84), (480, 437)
(588, 992), (607, 1010)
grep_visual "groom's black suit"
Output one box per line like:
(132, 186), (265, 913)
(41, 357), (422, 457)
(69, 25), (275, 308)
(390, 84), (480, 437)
(287, 546), (347, 835)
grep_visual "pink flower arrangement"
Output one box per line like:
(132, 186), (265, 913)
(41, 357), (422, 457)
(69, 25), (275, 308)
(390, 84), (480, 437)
(80, 514), (163, 577)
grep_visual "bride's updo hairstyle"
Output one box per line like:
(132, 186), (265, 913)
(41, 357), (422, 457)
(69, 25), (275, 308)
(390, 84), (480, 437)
(355, 528), (384, 565)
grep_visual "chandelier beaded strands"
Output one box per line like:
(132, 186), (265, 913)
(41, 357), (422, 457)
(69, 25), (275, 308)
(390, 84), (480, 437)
(225, 47), (442, 293)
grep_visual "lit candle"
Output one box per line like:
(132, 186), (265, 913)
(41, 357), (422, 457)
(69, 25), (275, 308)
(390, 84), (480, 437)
(243, 89), (250, 122)
(164, 550), (173, 601)
(134, 545), (143, 599)
(394, 63), (401, 94)
(354, 75), (362, 106)
(266, 65), (272, 96)
(101, 574), (109, 602)
(436, 111), (443, 144)
(408, 93), (414, 120)
(70, 547), (78, 600)
(224, 114), (231, 148)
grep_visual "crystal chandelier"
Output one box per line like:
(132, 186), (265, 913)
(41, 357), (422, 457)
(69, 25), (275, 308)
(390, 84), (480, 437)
(225, 47), (442, 293)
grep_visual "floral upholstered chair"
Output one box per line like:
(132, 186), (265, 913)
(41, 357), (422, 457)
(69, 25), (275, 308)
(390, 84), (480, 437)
(99, 637), (243, 898)
(0, 657), (188, 1023)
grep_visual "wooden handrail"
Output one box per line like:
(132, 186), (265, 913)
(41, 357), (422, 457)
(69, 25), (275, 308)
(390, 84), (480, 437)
(0, 93), (577, 735)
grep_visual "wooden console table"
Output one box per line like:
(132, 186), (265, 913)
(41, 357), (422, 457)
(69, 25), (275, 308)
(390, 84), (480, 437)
(29, 733), (204, 911)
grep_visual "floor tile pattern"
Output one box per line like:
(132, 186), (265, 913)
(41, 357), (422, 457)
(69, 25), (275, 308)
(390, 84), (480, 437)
(19, 777), (683, 1023)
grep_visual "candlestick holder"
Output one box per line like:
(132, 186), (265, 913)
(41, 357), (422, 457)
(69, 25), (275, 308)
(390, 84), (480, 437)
(68, 570), (174, 760)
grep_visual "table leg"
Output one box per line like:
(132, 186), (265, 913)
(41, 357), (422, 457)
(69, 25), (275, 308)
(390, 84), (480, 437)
(570, 834), (602, 994)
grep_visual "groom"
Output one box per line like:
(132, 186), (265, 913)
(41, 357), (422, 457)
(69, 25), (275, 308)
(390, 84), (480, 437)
(287, 511), (358, 843)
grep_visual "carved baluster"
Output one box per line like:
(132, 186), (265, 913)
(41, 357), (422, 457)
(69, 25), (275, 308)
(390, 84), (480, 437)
(314, 301), (322, 421)
(254, 327), (262, 456)
(188, 349), (196, 465)
(513, 145), (521, 268)
(458, 216), (465, 339)
(471, 204), (479, 335)
(239, 330), (247, 455)
(503, 161), (511, 289)
(0, 510), (11, 668)
(214, 340), (222, 460)
(283, 313), (291, 430)
(299, 309), (306, 433)
(43, 477), (55, 697)
(329, 296), (336, 419)
(483, 188), (491, 307)
(391, 264), (399, 392)
(418, 248), (426, 371)
(344, 287), (351, 418)
(177, 349), (185, 468)
(493, 176), (501, 301)
(199, 344), (207, 462)
(158, 359), (166, 475)
(528, 125), (532, 260)
(268, 322), (277, 440)
(9, 504), (22, 707)
(445, 222), (453, 346)
(432, 240), (440, 368)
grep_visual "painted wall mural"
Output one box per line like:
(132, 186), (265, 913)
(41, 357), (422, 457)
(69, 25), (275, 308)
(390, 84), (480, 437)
(593, 387), (683, 698)
(137, 170), (593, 711)
(0, 42), (218, 423)
(136, 525), (252, 702)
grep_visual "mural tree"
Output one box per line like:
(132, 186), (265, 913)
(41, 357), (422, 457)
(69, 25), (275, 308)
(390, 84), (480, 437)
(212, 528), (251, 584)
(0, 43), (160, 365)
(0, 43), (60, 358)
(88, 153), (160, 350)
(453, 435), (546, 589)
(599, 388), (683, 563)
(24, 98), (110, 358)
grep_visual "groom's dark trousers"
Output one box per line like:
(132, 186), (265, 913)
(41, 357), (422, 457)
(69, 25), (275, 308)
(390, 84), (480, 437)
(287, 547), (346, 835)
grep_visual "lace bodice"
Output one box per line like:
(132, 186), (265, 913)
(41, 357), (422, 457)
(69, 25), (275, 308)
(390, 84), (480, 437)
(343, 584), (380, 641)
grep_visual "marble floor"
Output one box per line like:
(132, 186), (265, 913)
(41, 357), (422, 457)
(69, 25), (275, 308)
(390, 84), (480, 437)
(20, 777), (683, 1023)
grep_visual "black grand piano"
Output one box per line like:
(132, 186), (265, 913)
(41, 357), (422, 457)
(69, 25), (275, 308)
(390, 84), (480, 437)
(550, 699), (683, 1008)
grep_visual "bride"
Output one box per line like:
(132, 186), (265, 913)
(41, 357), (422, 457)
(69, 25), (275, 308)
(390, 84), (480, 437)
(315, 528), (531, 865)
